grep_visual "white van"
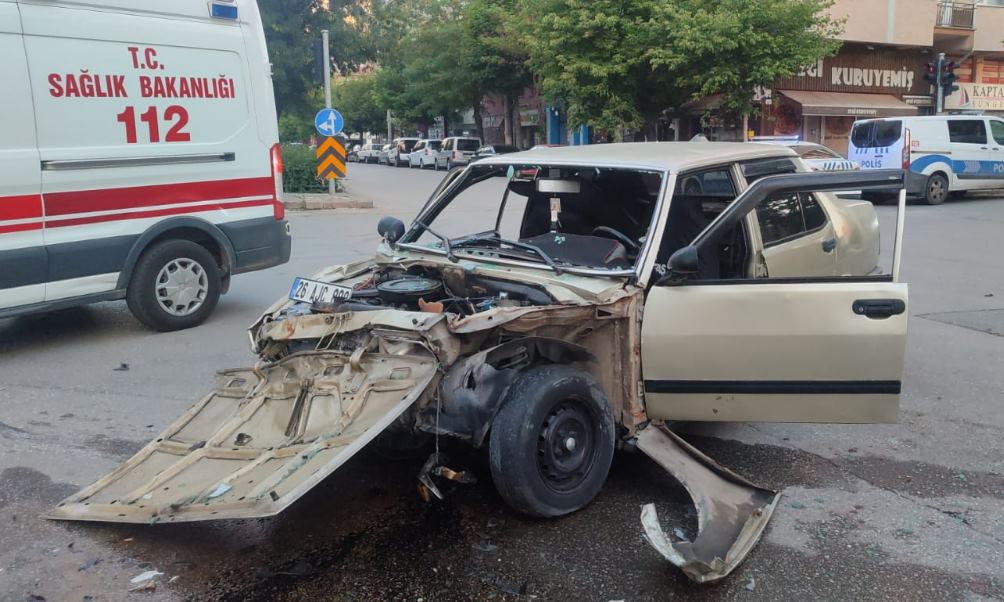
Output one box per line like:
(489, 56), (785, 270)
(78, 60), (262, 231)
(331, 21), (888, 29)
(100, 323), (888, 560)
(848, 115), (1004, 205)
(436, 136), (483, 170)
(0, 0), (291, 331)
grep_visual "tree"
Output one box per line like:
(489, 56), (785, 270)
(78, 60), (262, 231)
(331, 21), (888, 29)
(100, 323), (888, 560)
(517, 0), (842, 135)
(331, 74), (386, 135)
(258, 0), (372, 118)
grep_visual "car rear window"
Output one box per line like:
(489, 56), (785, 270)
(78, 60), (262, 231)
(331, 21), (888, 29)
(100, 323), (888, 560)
(457, 139), (480, 151)
(798, 146), (841, 160)
(851, 120), (902, 148)
(401, 140), (418, 151)
(948, 120), (987, 144)
(428, 140), (442, 150)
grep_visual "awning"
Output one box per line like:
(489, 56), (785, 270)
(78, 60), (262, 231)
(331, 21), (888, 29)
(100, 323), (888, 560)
(779, 90), (918, 118)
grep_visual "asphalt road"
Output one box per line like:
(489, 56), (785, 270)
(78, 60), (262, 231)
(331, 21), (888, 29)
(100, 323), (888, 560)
(2, 161), (1004, 601)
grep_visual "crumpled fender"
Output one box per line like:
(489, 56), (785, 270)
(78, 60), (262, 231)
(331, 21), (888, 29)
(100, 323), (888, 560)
(416, 337), (594, 446)
(636, 425), (779, 583)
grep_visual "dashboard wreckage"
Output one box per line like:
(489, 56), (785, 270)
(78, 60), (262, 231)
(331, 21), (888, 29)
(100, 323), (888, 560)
(49, 143), (910, 583)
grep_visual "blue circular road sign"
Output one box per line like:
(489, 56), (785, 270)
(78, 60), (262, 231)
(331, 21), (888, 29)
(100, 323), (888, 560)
(314, 108), (344, 137)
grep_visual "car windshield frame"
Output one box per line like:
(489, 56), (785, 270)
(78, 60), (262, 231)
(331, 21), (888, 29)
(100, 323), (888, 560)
(396, 161), (671, 280)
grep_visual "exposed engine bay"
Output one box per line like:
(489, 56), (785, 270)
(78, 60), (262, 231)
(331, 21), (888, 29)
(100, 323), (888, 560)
(275, 265), (556, 321)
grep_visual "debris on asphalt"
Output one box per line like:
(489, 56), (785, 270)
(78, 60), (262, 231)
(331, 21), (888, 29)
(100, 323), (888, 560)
(472, 541), (498, 553)
(672, 527), (689, 542)
(78, 557), (101, 572)
(129, 569), (163, 592)
(789, 501), (806, 509)
(113, 363), (130, 371)
(745, 577), (756, 591)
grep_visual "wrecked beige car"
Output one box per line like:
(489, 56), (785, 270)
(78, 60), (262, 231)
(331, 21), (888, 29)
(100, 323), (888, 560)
(51, 143), (910, 583)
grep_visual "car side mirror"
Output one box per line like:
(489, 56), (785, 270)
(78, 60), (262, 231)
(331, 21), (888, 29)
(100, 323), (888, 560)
(668, 245), (699, 274)
(377, 216), (406, 246)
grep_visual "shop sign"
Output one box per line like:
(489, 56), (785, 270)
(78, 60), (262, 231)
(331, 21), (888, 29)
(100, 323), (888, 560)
(945, 83), (1004, 111)
(776, 45), (930, 96)
(519, 108), (540, 126)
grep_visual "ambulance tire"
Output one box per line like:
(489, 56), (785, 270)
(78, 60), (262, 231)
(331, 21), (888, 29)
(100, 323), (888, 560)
(126, 239), (222, 332)
(489, 365), (615, 518)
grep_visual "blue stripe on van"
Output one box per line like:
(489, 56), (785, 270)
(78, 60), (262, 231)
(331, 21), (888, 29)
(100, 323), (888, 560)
(910, 154), (1004, 178)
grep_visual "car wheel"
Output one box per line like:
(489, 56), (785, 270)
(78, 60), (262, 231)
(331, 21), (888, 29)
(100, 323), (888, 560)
(489, 365), (615, 518)
(126, 239), (221, 332)
(925, 173), (949, 205)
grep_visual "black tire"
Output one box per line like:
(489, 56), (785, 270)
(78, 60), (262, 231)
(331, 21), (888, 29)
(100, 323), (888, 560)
(446, 160), (453, 170)
(126, 239), (221, 332)
(924, 173), (949, 205)
(488, 365), (615, 518)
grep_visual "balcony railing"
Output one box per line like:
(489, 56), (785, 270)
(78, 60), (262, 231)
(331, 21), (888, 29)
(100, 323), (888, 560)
(937, 1), (975, 28)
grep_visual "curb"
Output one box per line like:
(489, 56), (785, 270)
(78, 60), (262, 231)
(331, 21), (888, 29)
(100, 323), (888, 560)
(283, 193), (374, 211)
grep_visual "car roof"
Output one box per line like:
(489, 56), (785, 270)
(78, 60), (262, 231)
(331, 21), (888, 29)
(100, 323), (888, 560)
(475, 141), (797, 172)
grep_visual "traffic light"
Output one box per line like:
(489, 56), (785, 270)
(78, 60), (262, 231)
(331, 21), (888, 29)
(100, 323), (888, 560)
(313, 38), (326, 83)
(924, 61), (938, 85)
(941, 60), (959, 96)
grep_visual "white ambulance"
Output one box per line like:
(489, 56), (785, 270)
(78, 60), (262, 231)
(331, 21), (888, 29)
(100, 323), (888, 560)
(848, 115), (1004, 205)
(0, 0), (290, 331)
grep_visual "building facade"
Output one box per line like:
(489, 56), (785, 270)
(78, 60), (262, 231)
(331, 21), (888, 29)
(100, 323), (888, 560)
(690, 0), (1004, 154)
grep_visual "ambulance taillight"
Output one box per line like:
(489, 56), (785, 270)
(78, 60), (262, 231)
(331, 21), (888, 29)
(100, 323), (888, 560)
(270, 143), (285, 220)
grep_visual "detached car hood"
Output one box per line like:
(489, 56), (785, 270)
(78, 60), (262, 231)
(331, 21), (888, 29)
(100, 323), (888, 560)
(49, 348), (437, 523)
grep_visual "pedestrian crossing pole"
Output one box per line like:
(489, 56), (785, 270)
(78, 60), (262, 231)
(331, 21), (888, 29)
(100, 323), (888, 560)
(321, 29), (335, 196)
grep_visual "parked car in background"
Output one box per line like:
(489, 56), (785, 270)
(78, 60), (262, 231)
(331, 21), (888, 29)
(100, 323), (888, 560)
(0, 0), (291, 332)
(357, 143), (383, 164)
(378, 143), (394, 165)
(849, 115), (1004, 205)
(751, 137), (860, 172)
(473, 144), (520, 159)
(390, 137), (421, 167)
(347, 144), (361, 163)
(436, 137), (482, 169)
(409, 139), (442, 169)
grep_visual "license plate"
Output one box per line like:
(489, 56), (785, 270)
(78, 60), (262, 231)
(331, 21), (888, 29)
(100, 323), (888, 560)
(288, 277), (352, 305)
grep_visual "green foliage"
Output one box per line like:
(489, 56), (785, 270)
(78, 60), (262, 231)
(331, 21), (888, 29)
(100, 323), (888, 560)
(331, 75), (386, 135)
(280, 143), (325, 193)
(278, 112), (314, 143)
(517, 0), (842, 131)
(258, 0), (372, 117)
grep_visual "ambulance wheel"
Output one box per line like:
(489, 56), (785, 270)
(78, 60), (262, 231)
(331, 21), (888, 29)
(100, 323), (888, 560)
(489, 365), (615, 518)
(924, 173), (949, 205)
(127, 239), (221, 332)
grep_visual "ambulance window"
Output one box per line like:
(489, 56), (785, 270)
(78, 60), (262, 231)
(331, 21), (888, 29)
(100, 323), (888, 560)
(948, 120), (987, 144)
(990, 120), (1004, 145)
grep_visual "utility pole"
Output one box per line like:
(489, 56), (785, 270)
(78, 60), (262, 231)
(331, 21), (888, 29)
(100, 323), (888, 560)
(321, 29), (335, 195)
(935, 52), (945, 115)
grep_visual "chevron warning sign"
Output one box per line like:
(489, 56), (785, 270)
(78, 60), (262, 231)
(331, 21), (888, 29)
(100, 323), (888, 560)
(316, 136), (346, 180)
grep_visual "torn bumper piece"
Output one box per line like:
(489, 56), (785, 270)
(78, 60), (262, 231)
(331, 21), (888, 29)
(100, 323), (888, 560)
(636, 425), (779, 583)
(47, 349), (437, 524)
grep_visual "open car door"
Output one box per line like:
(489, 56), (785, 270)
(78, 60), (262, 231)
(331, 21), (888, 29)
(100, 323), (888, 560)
(642, 170), (908, 423)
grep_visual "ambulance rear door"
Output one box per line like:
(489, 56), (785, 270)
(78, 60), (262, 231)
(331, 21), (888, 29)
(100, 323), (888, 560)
(0, 0), (45, 311)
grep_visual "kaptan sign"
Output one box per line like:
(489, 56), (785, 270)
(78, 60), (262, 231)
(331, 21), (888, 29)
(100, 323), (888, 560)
(945, 83), (1004, 112)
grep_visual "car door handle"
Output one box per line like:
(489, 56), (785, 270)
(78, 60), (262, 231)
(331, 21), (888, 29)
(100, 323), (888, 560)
(821, 238), (836, 253)
(853, 299), (906, 319)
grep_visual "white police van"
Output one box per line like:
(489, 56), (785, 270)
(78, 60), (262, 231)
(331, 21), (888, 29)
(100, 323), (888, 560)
(848, 115), (1004, 205)
(0, 0), (291, 331)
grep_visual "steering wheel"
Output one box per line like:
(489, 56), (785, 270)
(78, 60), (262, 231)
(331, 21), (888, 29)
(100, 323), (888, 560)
(592, 226), (639, 252)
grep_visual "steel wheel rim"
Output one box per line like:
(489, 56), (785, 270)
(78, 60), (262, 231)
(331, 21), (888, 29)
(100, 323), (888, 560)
(536, 398), (597, 493)
(930, 177), (947, 202)
(155, 257), (208, 317)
